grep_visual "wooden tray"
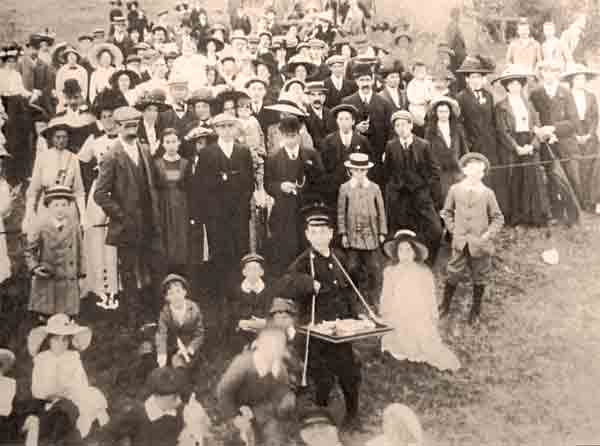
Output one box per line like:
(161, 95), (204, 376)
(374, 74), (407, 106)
(297, 324), (394, 344)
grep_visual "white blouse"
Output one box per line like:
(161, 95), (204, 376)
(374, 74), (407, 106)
(573, 90), (587, 121)
(508, 95), (530, 132)
(438, 121), (452, 147)
(89, 66), (116, 103)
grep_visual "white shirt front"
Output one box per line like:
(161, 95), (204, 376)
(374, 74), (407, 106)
(284, 144), (300, 160)
(359, 91), (372, 104)
(349, 177), (370, 188)
(144, 121), (159, 155)
(340, 131), (352, 147)
(573, 89), (587, 121)
(386, 86), (400, 107)
(331, 75), (343, 90)
(508, 95), (530, 132)
(544, 81), (559, 99)
(438, 121), (452, 147)
(218, 138), (234, 158)
(145, 395), (177, 422)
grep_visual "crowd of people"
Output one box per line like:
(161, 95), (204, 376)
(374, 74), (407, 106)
(0, 1), (598, 445)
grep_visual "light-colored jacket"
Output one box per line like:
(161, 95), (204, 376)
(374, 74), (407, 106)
(441, 180), (504, 257)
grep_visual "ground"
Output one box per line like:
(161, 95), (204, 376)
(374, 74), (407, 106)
(3, 211), (600, 445)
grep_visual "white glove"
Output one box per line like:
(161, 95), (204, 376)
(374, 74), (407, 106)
(157, 353), (167, 367)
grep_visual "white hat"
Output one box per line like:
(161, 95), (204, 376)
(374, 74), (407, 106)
(27, 314), (92, 357)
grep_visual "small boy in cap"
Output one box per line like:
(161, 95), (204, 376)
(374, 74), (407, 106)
(440, 153), (504, 324)
(156, 274), (205, 368)
(338, 152), (387, 308)
(217, 328), (296, 446)
(25, 185), (85, 317)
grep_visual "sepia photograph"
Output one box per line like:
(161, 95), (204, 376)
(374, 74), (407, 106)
(0, 0), (599, 444)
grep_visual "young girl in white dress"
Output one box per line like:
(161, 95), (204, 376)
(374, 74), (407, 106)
(380, 230), (460, 371)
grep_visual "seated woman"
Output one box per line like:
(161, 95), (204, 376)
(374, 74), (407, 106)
(28, 314), (109, 443)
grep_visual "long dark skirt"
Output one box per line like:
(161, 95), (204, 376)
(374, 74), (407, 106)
(508, 132), (550, 226)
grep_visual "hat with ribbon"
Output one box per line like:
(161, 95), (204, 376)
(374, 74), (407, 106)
(28, 313), (92, 357)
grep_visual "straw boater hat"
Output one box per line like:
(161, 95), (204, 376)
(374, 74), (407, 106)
(304, 81), (328, 94)
(383, 229), (429, 262)
(212, 113), (240, 127)
(264, 99), (308, 117)
(560, 63), (599, 82)
(27, 313), (92, 357)
(325, 55), (346, 67)
(91, 43), (124, 68)
(135, 89), (171, 112)
(43, 185), (75, 206)
(113, 106), (142, 123)
(40, 117), (72, 139)
(459, 152), (490, 172)
(492, 64), (534, 88)
(185, 125), (215, 142)
(344, 152), (374, 169)
(0, 349), (15, 373)
(429, 96), (461, 117)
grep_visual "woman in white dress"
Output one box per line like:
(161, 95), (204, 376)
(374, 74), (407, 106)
(88, 43), (123, 104)
(77, 99), (120, 303)
(380, 230), (460, 371)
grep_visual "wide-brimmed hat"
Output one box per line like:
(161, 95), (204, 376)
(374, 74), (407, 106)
(325, 54), (346, 67)
(300, 408), (336, 430)
(331, 103), (358, 119)
(50, 42), (69, 67)
(152, 25), (169, 36)
(61, 45), (82, 63)
(43, 185), (75, 206)
(28, 32), (55, 48)
(429, 96), (461, 117)
(146, 367), (188, 396)
(394, 32), (413, 44)
(199, 35), (225, 53)
(216, 89), (250, 106)
(78, 33), (94, 43)
(459, 152), (490, 171)
(282, 56), (317, 78)
(456, 55), (495, 74)
(185, 125), (215, 141)
(135, 89), (171, 112)
(281, 78), (306, 93)
(187, 88), (216, 105)
(161, 273), (190, 295)
(252, 57), (277, 76)
(109, 68), (141, 89)
(264, 99), (307, 117)
(0, 349), (15, 373)
(344, 152), (373, 169)
(212, 113), (240, 127)
(352, 61), (376, 79)
(331, 34), (356, 56)
(492, 64), (534, 87)
(560, 63), (599, 82)
(40, 117), (72, 139)
(269, 297), (298, 315)
(27, 313), (92, 357)
(383, 229), (429, 262)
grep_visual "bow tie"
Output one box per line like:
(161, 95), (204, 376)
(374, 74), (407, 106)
(68, 66), (78, 70)
(107, 134), (118, 139)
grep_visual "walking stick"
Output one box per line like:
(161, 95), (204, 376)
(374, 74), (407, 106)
(301, 252), (317, 387)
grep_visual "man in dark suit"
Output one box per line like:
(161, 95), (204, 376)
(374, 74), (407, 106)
(456, 55), (509, 215)
(108, 14), (135, 58)
(320, 104), (372, 208)
(342, 63), (393, 183)
(19, 33), (56, 115)
(265, 116), (325, 276)
(196, 113), (254, 291)
(246, 77), (279, 146)
(377, 58), (409, 112)
(384, 110), (443, 265)
(94, 106), (164, 330)
(324, 55), (356, 109)
(304, 81), (336, 152)
(530, 61), (584, 212)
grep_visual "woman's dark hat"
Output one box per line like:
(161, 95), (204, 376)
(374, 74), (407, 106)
(134, 89), (171, 112)
(109, 68), (141, 89)
(331, 103), (359, 120)
(456, 55), (495, 74)
(383, 229), (429, 262)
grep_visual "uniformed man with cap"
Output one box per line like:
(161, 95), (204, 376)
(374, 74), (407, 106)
(278, 202), (363, 430)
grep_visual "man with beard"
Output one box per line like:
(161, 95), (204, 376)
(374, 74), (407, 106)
(94, 106), (164, 330)
(304, 81), (336, 153)
(342, 63), (393, 184)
